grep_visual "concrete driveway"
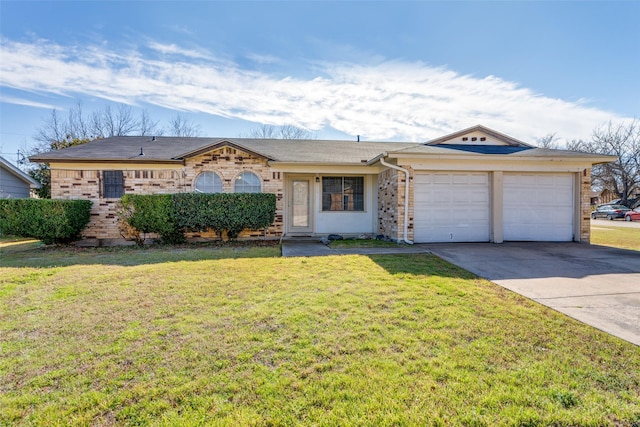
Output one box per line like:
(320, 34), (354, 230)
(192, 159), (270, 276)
(425, 242), (640, 346)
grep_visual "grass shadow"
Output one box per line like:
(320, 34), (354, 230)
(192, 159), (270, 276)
(0, 238), (43, 255)
(366, 253), (478, 279)
(0, 240), (282, 268)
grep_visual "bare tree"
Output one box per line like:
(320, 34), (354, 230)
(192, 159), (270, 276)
(248, 124), (279, 139)
(139, 109), (163, 136)
(535, 132), (559, 149)
(565, 138), (585, 152)
(34, 100), (94, 149)
(574, 119), (640, 204)
(30, 100), (171, 197)
(34, 100), (147, 148)
(279, 124), (313, 139)
(93, 104), (139, 137)
(169, 113), (202, 137)
(33, 108), (66, 148)
(66, 99), (92, 140)
(247, 124), (313, 139)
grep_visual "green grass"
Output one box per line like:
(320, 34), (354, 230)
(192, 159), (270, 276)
(329, 238), (401, 248)
(1, 242), (639, 426)
(0, 235), (42, 254)
(591, 223), (640, 251)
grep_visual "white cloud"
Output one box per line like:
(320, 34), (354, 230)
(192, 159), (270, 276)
(146, 41), (211, 60)
(0, 95), (57, 110)
(0, 37), (628, 143)
(245, 53), (280, 65)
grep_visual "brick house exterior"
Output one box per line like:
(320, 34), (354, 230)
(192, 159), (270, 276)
(31, 125), (614, 245)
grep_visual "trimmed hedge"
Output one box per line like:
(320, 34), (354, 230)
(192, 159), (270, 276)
(0, 199), (92, 244)
(120, 194), (185, 244)
(120, 193), (277, 243)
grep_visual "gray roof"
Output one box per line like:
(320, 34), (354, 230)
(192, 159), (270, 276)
(28, 133), (616, 166)
(29, 136), (421, 165)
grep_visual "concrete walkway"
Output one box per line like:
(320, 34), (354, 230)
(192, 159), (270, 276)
(281, 240), (640, 346)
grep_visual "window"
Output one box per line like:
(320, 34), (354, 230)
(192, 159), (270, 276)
(234, 171), (261, 193)
(322, 176), (364, 211)
(103, 170), (124, 198)
(195, 171), (223, 193)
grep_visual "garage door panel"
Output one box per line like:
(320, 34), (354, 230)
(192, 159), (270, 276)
(504, 173), (574, 241)
(414, 172), (490, 243)
(434, 174), (451, 185)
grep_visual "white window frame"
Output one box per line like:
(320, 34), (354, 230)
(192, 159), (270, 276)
(321, 176), (365, 212)
(194, 171), (223, 193)
(234, 171), (262, 193)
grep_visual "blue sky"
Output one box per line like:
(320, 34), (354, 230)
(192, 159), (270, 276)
(1, 1), (638, 165)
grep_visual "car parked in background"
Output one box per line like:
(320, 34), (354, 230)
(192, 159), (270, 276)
(591, 204), (631, 220)
(624, 208), (640, 222)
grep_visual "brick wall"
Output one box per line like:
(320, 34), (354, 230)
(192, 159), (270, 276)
(377, 165), (414, 243)
(50, 146), (284, 243)
(182, 147), (284, 239)
(377, 168), (401, 241)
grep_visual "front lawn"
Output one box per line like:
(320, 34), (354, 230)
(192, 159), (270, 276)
(1, 244), (639, 426)
(591, 224), (640, 251)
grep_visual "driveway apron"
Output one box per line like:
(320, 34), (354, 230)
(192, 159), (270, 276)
(424, 242), (640, 346)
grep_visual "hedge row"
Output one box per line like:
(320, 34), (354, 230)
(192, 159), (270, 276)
(120, 193), (277, 244)
(0, 199), (92, 244)
(119, 194), (184, 244)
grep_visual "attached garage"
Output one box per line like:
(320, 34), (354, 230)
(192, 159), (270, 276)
(414, 172), (490, 243)
(503, 173), (575, 241)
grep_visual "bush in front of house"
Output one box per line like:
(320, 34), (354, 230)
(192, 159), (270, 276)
(0, 199), (92, 244)
(120, 193), (276, 243)
(173, 193), (277, 239)
(120, 194), (185, 245)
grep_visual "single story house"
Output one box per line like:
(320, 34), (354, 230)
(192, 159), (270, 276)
(30, 125), (615, 245)
(0, 156), (40, 199)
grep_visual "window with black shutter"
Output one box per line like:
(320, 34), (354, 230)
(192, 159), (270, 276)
(103, 170), (124, 198)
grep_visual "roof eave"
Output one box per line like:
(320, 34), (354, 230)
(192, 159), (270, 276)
(29, 157), (185, 165)
(269, 160), (375, 167)
(387, 151), (617, 164)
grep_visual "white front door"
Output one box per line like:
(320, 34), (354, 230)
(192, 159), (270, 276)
(288, 177), (313, 235)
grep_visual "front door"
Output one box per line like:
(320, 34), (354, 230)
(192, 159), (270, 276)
(288, 178), (313, 234)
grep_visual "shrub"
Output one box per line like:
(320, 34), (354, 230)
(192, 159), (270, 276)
(0, 199), (91, 244)
(174, 193), (276, 239)
(120, 193), (276, 243)
(120, 194), (185, 245)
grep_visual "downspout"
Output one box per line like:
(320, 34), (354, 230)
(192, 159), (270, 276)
(379, 156), (414, 245)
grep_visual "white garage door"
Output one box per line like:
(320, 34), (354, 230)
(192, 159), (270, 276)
(414, 172), (490, 243)
(503, 173), (574, 241)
